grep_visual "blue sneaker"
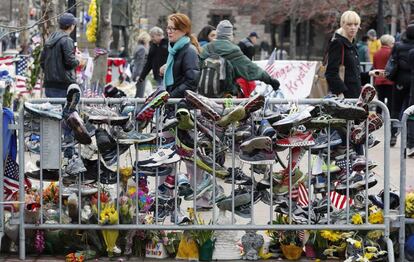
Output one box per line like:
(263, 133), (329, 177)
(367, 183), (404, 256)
(258, 119), (277, 137)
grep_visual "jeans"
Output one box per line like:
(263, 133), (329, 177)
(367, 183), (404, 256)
(45, 87), (74, 158)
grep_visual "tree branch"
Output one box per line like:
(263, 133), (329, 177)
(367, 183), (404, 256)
(0, 1), (83, 40)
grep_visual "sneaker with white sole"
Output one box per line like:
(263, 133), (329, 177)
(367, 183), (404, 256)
(137, 148), (180, 167)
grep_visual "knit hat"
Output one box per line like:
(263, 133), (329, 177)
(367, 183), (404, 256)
(367, 29), (377, 38)
(216, 20), (233, 39)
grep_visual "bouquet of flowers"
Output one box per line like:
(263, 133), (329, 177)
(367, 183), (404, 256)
(43, 182), (59, 204)
(149, 230), (182, 256)
(128, 186), (153, 213)
(99, 203), (119, 257)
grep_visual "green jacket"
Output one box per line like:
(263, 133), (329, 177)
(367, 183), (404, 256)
(199, 39), (273, 94)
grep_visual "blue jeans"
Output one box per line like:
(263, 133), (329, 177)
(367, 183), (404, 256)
(45, 87), (74, 158)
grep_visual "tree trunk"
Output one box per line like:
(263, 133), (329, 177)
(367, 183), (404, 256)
(18, 0), (29, 54)
(306, 20), (310, 60)
(91, 0), (112, 89)
(377, 0), (384, 36)
(57, 0), (66, 15)
(130, 0), (142, 54)
(40, 0), (58, 43)
(270, 23), (276, 50)
(390, 0), (398, 36)
(289, 15), (297, 60)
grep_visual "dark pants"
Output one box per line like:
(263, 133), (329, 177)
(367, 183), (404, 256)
(391, 85), (410, 137)
(111, 25), (129, 55)
(375, 84), (393, 115)
(135, 80), (145, 98)
(45, 87), (74, 158)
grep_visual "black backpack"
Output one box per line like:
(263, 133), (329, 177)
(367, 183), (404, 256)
(198, 44), (229, 98)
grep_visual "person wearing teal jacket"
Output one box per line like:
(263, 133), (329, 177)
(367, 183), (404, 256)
(199, 20), (279, 96)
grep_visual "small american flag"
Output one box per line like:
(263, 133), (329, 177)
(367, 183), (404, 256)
(265, 48), (276, 77)
(297, 182), (309, 207)
(330, 191), (354, 210)
(4, 155), (20, 201)
(16, 55), (29, 76)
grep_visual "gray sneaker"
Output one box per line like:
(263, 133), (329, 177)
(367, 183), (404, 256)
(209, 185), (226, 205)
(115, 130), (156, 144)
(184, 172), (213, 201)
(24, 102), (62, 120)
(65, 156), (87, 176)
(239, 149), (276, 165)
(217, 187), (251, 211)
(240, 136), (272, 153)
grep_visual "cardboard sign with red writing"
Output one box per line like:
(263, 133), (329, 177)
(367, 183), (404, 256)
(255, 60), (318, 99)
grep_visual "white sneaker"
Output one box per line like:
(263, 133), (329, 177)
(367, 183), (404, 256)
(407, 147), (414, 157)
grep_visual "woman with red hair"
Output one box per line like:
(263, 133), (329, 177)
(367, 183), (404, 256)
(162, 13), (200, 98)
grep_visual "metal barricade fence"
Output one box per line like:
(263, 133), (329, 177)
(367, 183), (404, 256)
(398, 105), (414, 262)
(10, 97), (393, 261)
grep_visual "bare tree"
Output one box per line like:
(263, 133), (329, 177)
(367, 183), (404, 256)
(91, 0), (112, 88)
(18, 0), (29, 53)
(40, 0), (58, 42)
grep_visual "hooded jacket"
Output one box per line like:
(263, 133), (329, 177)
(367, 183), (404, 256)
(200, 38), (274, 94)
(40, 31), (79, 90)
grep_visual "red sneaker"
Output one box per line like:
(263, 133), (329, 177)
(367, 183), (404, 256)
(276, 131), (315, 147)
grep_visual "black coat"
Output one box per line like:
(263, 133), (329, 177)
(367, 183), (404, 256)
(40, 31), (79, 90)
(238, 38), (255, 60)
(325, 33), (361, 98)
(389, 33), (414, 88)
(166, 43), (200, 98)
(139, 38), (169, 81)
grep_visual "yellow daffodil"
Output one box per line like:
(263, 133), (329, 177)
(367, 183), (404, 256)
(351, 213), (363, 224)
(368, 211), (384, 224)
(354, 240), (362, 249)
(99, 203), (119, 257)
(320, 230), (341, 242)
(367, 230), (383, 240)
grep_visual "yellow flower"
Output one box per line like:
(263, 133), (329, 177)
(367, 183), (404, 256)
(128, 186), (136, 196)
(367, 230), (383, 240)
(368, 211), (384, 224)
(320, 230), (341, 242)
(364, 252), (375, 260)
(354, 240), (362, 249)
(351, 213), (363, 224)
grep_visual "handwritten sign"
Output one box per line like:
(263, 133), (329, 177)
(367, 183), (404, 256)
(146, 241), (168, 259)
(255, 60), (318, 99)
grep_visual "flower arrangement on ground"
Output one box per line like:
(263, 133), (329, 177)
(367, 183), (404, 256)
(99, 203), (119, 257)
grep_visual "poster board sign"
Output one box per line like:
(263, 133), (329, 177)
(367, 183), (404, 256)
(41, 118), (60, 170)
(254, 60), (318, 99)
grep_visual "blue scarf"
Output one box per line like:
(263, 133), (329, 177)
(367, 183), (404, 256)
(164, 36), (190, 87)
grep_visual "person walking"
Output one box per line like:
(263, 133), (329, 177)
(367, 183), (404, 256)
(40, 13), (82, 98)
(162, 13), (200, 98)
(200, 20), (279, 97)
(138, 27), (168, 89)
(197, 25), (216, 47)
(131, 31), (151, 97)
(367, 29), (381, 63)
(238, 32), (259, 60)
(372, 34), (395, 116)
(386, 24), (414, 154)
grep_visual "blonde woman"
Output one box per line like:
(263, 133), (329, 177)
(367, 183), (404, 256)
(132, 31), (151, 97)
(325, 10), (362, 98)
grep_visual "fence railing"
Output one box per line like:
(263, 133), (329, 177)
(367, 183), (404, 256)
(0, 97), (396, 261)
